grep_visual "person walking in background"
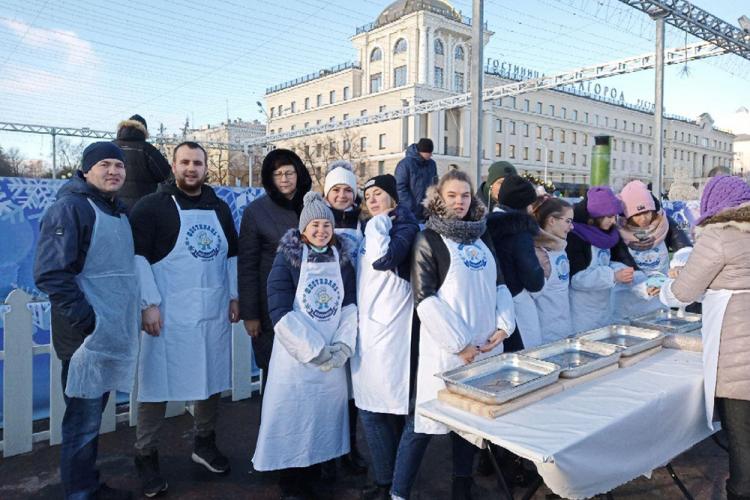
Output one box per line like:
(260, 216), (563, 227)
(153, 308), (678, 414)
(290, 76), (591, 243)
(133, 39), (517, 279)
(395, 138), (437, 224)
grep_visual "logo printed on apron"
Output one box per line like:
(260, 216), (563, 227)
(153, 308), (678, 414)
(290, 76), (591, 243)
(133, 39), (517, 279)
(556, 253), (570, 281)
(185, 223), (223, 261)
(633, 247), (662, 271)
(303, 277), (341, 321)
(458, 243), (487, 270)
(596, 248), (610, 266)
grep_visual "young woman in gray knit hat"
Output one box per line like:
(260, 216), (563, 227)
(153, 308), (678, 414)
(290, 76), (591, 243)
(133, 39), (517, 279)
(253, 191), (359, 498)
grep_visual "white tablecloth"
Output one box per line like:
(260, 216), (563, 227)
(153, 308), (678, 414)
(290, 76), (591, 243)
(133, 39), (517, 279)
(418, 349), (717, 499)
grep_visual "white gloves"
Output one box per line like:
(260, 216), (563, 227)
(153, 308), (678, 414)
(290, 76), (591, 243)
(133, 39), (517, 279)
(319, 342), (353, 372)
(309, 345), (337, 366)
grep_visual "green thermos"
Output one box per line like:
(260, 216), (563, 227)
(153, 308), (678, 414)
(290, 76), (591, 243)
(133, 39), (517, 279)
(591, 135), (611, 186)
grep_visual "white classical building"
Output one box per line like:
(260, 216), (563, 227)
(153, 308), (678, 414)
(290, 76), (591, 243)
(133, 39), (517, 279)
(264, 0), (734, 192)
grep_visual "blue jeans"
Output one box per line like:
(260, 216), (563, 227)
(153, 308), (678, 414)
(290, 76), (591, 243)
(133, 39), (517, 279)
(391, 414), (477, 498)
(60, 360), (109, 500)
(359, 410), (405, 486)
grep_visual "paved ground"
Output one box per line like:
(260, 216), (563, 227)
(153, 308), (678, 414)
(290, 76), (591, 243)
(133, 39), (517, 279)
(0, 395), (730, 499)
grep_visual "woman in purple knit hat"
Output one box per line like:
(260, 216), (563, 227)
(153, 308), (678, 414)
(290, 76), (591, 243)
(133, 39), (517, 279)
(565, 186), (635, 333)
(660, 175), (750, 500)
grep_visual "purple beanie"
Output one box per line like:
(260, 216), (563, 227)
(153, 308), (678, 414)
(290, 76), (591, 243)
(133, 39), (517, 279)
(696, 175), (750, 225)
(586, 186), (622, 218)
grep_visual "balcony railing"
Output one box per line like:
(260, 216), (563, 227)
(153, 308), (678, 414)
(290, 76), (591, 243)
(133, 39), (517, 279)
(355, 2), (487, 35)
(266, 61), (361, 95)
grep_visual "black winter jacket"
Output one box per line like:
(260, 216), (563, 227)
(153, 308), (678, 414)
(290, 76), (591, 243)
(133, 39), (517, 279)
(113, 119), (171, 209)
(361, 204), (420, 281)
(395, 144), (438, 222)
(486, 207), (544, 296)
(33, 173), (130, 360)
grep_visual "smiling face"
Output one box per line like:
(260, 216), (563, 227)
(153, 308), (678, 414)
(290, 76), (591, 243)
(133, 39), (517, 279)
(545, 207), (574, 239)
(441, 179), (472, 219)
(302, 219), (333, 248)
(84, 158), (126, 194)
(172, 146), (207, 195)
(364, 186), (394, 216)
(326, 184), (355, 210)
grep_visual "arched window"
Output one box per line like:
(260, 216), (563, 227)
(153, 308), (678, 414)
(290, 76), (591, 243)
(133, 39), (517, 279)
(370, 47), (382, 62)
(455, 45), (464, 60)
(434, 39), (444, 55)
(394, 38), (407, 54)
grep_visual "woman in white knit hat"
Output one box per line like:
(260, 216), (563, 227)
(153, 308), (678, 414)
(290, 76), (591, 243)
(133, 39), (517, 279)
(253, 191), (358, 498)
(323, 160), (368, 475)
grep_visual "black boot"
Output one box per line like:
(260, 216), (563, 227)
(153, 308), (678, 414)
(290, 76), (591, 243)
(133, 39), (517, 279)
(361, 483), (391, 499)
(451, 476), (474, 500)
(135, 450), (168, 498)
(94, 483), (133, 500)
(342, 400), (368, 476)
(192, 431), (230, 474)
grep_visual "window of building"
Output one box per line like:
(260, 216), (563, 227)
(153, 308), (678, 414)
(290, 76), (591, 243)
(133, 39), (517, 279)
(614, 118), (618, 129)
(638, 143), (643, 155)
(509, 96), (516, 108)
(394, 38), (407, 54)
(548, 105), (555, 116)
(329, 116), (335, 123)
(595, 114), (599, 126)
(496, 119), (502, 133)
(270, 108), (274, 118)
(510, 121), (516, 135)
(560, 130), (566, 143)
(290, 125), (295, 131)
(454, 72), (464, 92)
(277, 105), (283, 116)
(495, 143), (502, 157)
(680, 150), (684, 160)
(394, 65), (407, 87)
(316, 94), (322, 106)
(548, 128), (554, 141)
(360, 109), (367, 117)
(329, 90), (336, 104)
(434, 67), (444, 87)
(583, 134), (588, 146)
(536, 102), (542, 113)
(509, 145), (516, 159)
(316, 144), (322, 156)
(584, 112), (589, 123)
(524, 123), (529, 137)
(524, 99), (530, 112)
(673, 149), (678, 159)
(572, 131), (577, 144)
(343, 139), (350, 153)
(582, 154), (587, 166)
(304, 122), (309, 128)
(371, 47), (382, 61)
(269, 129), (274, 134)
(360, 137), (367, 150)
(304, 97), (310, 110)
(379, 134), (386, 149)
(378, 161), (385, 175)
(605, 116), (609, 127)
(573, 110), (579, 121)
(649, 126), (653, 136)
(358, 162), (366, 177)
(547, 149), (554, 163)
(455, 45), (464, 60)
(612, 158), (617, 170)
(278, 127), (282, 133)
(434, 39), (444, 55)
(622, 140), (626, 152)
(536, 148), (542, 162)
(561, 107), (567, 119)
(343, 87), (350, 100)
(370, 73), (382, 93)
(343, 113), (349, 121)
(523, 147), (529, 161)
(630, 142), (635, 154)
(572, 152), (577, 165)
(316, 119), (322, 125)
(640, 124), (644, 134)
(536, 126), (542, 139)
(379, 104), (386, 112)
(632, 122), (636, 132)
(560, 151), (565, 164)
(290, 101), (296, 113)
(648, 144), (652, 155)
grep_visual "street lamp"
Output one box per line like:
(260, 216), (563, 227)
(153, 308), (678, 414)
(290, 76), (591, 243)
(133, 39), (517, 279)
(256, 101), (270, 121)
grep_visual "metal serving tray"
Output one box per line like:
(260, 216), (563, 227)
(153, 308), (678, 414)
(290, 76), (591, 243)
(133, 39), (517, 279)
(577, 324), (665, 357)
(522, 338), (622, 378)
(630, 309), (702, 334)
(439, 353), (561, 405)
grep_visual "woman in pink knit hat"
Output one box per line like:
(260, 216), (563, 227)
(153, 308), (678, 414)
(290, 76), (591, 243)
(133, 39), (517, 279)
(611, 180), (692, 321)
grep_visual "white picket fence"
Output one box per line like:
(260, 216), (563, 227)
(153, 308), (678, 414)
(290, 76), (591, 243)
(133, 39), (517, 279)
(0, 288), (262, 458)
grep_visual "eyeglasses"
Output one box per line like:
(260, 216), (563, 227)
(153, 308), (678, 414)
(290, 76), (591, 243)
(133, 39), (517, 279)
(273, 171), (297, 179)
(553, 216), (574, 225)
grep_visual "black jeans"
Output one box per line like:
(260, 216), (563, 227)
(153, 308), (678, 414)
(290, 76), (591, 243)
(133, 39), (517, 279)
(60, 360), (109, 499)
(718, 398), (750, 498)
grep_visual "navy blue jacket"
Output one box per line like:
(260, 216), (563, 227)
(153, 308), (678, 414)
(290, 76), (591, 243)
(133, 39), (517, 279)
(266, 229), (356, 328)
(486, 207), (545, 297)
(361, 204), (420, 281)
(33, 173), (130, 360)
(394, 144), (437, 223)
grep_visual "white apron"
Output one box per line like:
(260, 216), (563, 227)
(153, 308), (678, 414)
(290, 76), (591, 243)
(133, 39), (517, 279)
(700, 289), (750, 429)
(253, 246), (349, 470)
(532, 248), (573, 343)
(570, 247), (615, 333)
(65, 200), (139, 398)
(613, 241), (670, 320)
(137, 197), (231, 402)
(351, 226), (413, 415)
(335, 222), (363, 399)
(415, 236), (499, 434)
(513, 291), (542, 349)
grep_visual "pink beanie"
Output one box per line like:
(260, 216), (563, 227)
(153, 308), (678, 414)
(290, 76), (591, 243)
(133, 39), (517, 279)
(620, 180), (655, 218)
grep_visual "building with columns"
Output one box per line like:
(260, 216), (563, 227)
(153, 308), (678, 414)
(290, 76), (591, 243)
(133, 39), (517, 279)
(264, 0), (734, 192)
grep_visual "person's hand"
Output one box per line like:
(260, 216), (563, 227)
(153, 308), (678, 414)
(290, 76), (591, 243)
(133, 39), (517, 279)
(668, 267), (682, 279)
(480, 329), (508, 353)
(228, 300), (240, 323)
(457, 345), (480, 365)
(646, 286), (661, 297)
(310, 345), (338, 367)
(142, 306), (163, 336)
(614, 267), (634, 284)
(244, 319), (261, 338)
(324, 343), (352, 371)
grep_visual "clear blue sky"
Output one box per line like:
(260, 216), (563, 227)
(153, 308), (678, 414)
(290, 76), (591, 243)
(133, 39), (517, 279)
(1, 0), (748, 159)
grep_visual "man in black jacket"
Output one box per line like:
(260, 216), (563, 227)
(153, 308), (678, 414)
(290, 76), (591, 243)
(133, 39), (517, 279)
(34, 142), (137, 500)
(113, 114), (171, 209)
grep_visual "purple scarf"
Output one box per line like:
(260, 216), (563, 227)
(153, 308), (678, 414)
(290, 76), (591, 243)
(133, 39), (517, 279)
(571, 223), (620, 249)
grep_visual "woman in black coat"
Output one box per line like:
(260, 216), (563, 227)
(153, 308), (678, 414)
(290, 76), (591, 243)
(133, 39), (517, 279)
(238, 149), (312, 381)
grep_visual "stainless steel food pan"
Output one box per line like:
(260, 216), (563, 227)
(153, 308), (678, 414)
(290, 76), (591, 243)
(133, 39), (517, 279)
(577, 324), (665, 357)
(522, 338), (621, 378)
(630, 309), (702, 334)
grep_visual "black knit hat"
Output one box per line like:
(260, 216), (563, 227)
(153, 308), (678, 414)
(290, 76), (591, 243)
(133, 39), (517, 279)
(416, 138), (434, 153)
(129, 114), (147, 130)
(498, 174), (537, 210)
(363, 174), (399, 203)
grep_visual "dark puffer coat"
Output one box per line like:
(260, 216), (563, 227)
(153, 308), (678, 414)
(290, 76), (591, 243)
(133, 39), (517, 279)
(394, 144), (437, 223)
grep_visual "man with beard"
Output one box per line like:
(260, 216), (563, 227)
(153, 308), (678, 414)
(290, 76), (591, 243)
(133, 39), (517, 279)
(129, 141), (239, 497)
